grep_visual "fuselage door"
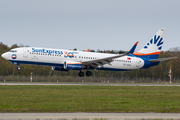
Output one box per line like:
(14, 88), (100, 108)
(23, 49), (28, 58)
(136, 58), (140, 67)
(74, 55), (82, 62)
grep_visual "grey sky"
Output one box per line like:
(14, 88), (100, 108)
(0, 0), (180, 51)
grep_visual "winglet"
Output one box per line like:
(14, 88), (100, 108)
(86, 49), (90, 52)
(128, 41), (139, 54)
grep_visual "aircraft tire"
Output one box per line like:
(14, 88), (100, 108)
(86, 71), (92, 76)
(78, 71), (84, 77)
(17, 67), (20, 71)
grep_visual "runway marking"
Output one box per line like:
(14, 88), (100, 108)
(0, 82), (180, 86)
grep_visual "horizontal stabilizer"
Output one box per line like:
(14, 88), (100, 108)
(148, 57), (177, 62)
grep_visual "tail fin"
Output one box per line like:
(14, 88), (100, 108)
(134, 28), (166, 59)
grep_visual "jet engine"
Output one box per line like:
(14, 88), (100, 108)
(64, 61), (82, 70)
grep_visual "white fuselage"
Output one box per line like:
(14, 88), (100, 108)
(2, 47), (144, 71)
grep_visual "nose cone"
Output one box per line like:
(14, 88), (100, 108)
(1, 52), (9, 60)
(1, 53), (5, 58)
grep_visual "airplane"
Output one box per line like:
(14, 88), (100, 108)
(1, 28), (177, 77)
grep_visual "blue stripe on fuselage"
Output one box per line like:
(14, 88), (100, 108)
(128, 54), (160, 69)
(9, 60), (137, 71)
(10, 60), (64, 67)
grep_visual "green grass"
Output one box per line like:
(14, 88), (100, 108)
(0, 85), (180, 112)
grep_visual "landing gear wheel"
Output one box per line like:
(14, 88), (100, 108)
(78, 71), (84, 77)
(86, 71), (92, 76)
(17, 66), (20, 71)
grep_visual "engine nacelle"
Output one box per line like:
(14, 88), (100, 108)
(64, 61), (82, 70)
(52, 66), (69, 71)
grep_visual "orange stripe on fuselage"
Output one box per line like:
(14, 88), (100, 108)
(133, 52), (160, 56)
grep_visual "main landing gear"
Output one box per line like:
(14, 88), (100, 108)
(78, 71), (92, 77)
(78, 71), (84, 77)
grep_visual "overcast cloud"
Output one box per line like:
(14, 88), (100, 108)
(0, 0), (180, 51)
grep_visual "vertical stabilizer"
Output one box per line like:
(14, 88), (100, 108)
(134, 28), (166, 59)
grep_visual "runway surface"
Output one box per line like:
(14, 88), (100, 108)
(0, 113), (180, 120)
(0, 82), (180, 86)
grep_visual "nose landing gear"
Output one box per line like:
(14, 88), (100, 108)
(17, 66), (20, 71)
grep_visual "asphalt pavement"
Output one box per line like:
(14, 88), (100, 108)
(0, 113), (180, 120)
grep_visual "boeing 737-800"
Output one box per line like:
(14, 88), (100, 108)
(1, 28), (177, 77)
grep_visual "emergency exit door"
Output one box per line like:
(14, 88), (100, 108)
(23, 49), (28, 58)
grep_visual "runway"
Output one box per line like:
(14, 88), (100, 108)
(0, 82), (180, 86)
(0, 113), (180, 120)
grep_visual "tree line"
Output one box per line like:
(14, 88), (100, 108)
(0, 42), (180, 81)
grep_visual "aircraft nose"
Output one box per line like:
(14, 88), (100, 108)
(1, 53), (5, 58)
(1, 52), (8, 59)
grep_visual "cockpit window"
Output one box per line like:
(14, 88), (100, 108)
(9, 50), (17, 52)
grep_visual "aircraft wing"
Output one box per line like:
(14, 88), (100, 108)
(82, 42), (138, 68)
(148, 57), (177, 62)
